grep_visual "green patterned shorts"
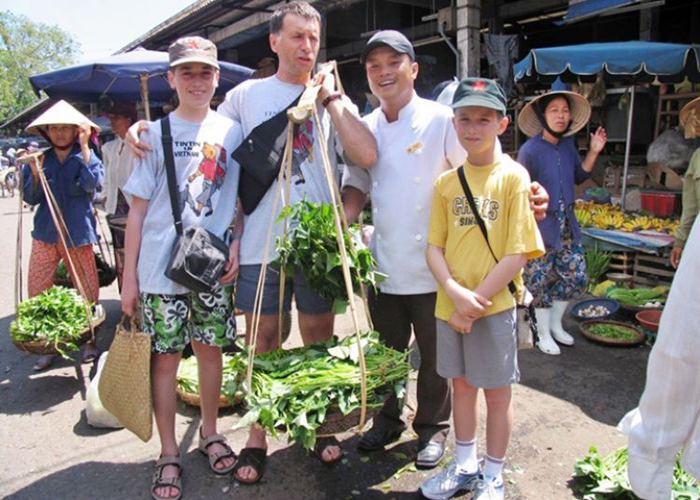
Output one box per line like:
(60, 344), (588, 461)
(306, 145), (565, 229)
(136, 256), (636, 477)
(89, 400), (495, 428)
(139, 285), (237, 354)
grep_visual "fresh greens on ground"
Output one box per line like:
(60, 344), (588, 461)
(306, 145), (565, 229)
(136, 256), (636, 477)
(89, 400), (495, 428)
(176, 354), (244, 403)
(231, 331), (409, 450)
(607, 286), (668, 307)
(275, 200), (386, 313)
(10, 286), (92, 357)
(573, 446), (699, 500)
(586, 323), (638, 341)
(585, 247), (612, 292)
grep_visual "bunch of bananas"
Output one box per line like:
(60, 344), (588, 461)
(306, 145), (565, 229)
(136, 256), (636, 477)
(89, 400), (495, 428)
(574, 200), (679, 234)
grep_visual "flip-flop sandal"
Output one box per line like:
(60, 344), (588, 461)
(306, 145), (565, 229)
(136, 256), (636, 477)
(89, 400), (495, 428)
(33, 355), (55, 371)
(198, 429), (237, 476)
(232, 447), (267, 485)
(81, 345), (99, 364)
(152, 455), (182, 500)
(313, 436), (344, 465)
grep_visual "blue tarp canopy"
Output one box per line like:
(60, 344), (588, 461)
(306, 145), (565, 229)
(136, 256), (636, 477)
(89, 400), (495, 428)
(29, 49), (253, 103)
(560, 0), (640, 24)
(514, 41), (700, 85)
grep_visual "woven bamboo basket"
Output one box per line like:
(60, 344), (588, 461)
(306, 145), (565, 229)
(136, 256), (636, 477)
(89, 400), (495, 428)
(12, 304), (106, 355)
(317, 404), (381, 436)
(176, 386), (241, 409)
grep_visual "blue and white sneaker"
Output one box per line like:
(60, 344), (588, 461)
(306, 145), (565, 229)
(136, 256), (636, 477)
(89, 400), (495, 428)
(472, 475), (505, 500)
(419, 460), (480, 500)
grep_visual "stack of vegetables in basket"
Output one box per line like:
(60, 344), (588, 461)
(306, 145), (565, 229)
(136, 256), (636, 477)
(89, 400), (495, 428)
(10, 286), (99, 357)
(176, 354), (244, 408)
(231, 331), (409, 450)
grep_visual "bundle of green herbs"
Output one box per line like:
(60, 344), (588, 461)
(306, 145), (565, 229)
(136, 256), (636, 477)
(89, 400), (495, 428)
(573, 446), (699, 499)
(275, 200), (385, 313)
(585, 246), (612, 292)
(10, 286), (92, 357)
(231, 331), (409, 450)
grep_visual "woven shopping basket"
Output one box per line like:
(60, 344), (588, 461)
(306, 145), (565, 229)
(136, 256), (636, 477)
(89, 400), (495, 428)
(98, 316), (152, 442)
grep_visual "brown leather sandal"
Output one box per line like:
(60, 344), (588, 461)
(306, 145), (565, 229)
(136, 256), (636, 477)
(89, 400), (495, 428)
(151, 455), (182, 500)
(198, 429), (237, 476)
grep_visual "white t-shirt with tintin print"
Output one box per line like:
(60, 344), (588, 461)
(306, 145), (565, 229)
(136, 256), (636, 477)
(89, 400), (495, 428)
(123, 111), (242, 295)
(219, 74), (356, 265)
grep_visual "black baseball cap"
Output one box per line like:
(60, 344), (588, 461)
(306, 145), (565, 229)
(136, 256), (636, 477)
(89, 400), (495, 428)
(451, 78), (507, 115)
(360, 30), (415, 64)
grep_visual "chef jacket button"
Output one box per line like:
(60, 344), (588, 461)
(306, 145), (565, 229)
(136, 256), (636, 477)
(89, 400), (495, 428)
(415, 234), (423, 242)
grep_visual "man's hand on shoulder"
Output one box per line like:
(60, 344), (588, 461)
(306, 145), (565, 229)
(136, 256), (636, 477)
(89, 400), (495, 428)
(529, 181), (549, 221)
(125, 120), (152, 159)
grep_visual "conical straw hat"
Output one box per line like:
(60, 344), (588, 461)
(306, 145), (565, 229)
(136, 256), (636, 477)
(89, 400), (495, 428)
(25, 100), (100, 136)
(517, 91), (591, 138)
(680, 96), (700, 139)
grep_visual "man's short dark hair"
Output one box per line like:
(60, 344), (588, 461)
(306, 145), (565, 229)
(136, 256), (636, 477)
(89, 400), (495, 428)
(269, 1), (321, 35)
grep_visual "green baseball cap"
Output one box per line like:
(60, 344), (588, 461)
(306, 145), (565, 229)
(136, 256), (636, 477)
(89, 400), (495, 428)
(451, 78), (507, 114)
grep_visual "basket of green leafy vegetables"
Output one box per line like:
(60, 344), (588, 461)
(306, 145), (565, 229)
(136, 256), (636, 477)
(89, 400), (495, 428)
(10, 286), (105, 357)
(54, 252), (117, 289)
(176, 354), (244, 408)
(274, 201), (386, 314)
(573, 446), (699, 499)
(232, 331), (409, 450)
(579, 320), (645, 346)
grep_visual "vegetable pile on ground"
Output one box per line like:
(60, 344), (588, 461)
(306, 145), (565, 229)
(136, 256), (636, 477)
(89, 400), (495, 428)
(586, 323), (638, 341)
(10, 286), (92, 357)
(231, 331), (409, 450)
(176, 354), (244, 404)
(573, 446), (699, 499)
(275, 200), (385, 313)
(607, 286), (668, 308)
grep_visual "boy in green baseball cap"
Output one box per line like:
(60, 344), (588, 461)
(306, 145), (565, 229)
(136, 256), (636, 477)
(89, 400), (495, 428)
(420, 78), (544, 500)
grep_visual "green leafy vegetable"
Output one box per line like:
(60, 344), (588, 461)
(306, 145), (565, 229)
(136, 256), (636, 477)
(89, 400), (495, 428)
(587, 324), (638, 340)
(177, 354), (245, 404)
(585, 246), (612, 292)
(232, 331), (409, 450)
(573, 446), (699, 500)
(10, 286), (92, 357)
(607, 287), (669, 307)
(275, 201), (385, 313)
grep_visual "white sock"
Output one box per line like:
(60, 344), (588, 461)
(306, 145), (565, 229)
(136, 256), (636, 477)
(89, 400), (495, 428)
(483, 455), (504, 483)
(454, 438), (478, 474)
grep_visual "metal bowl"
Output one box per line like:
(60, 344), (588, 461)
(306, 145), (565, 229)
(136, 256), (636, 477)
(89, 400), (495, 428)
(570, 298), (620, 320)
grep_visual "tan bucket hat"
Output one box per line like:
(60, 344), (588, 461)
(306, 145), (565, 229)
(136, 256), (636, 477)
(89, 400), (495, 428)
(25, 100), (100, 136)
(517, 91), (591, 138)
(680, 96), (700, 139)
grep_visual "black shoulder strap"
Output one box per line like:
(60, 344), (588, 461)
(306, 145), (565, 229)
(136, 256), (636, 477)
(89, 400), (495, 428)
(161, 115), (183, 236)
(456, 167), (517, 296)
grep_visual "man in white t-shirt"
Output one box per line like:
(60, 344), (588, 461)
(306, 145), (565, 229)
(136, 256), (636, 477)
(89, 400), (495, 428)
(218, 1), (377, 483)
(342, 30), (548, 469)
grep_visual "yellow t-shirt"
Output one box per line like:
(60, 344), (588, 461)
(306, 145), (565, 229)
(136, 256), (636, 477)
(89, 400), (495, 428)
(427, 155), (545, 321)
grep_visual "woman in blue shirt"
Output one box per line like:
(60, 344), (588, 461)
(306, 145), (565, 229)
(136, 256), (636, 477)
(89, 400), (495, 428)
(23, 101), (104, 370)
(517, 92), (606, 355)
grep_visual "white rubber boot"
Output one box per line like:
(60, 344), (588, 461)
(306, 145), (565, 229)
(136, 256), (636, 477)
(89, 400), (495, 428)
(551, 300), (575, 346)
(535, 308), (560, 355)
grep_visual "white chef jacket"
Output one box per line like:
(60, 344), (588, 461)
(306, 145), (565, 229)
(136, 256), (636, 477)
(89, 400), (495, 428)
(102, 136), (135, 214)
(343, 93), (466, 295)
(618, 217), (700, 500)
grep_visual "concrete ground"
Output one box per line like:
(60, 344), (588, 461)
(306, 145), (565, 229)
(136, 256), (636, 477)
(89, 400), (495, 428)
(0, 193), (650, 499)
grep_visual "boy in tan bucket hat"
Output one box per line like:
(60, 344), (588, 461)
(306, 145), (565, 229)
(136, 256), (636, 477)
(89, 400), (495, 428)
(22, 100), (104, 371)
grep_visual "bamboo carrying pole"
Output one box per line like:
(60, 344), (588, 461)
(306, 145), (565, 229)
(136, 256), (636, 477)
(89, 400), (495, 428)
(244, 61), (372, 431)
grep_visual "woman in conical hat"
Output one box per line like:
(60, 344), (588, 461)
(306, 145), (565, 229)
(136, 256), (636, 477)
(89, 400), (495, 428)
(670, 96), (700, 269)
(516, 91), (607, 356)
(22, 100), (104, 371)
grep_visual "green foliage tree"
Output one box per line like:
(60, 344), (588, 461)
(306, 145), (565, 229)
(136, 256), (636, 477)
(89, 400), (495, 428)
(0, 11), (80, 125)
